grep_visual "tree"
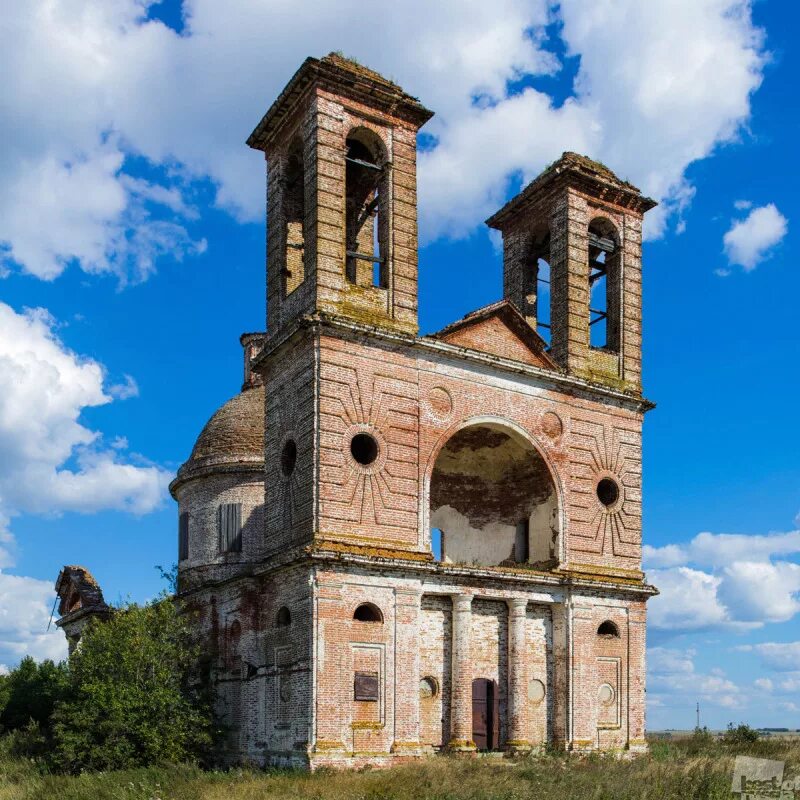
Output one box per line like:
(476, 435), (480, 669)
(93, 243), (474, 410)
(723, 723), (759, 746)
(52, 597), (210, 772)
(0, 656), (68, 733)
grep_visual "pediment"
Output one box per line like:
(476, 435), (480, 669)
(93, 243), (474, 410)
(433, 301), (559, 371)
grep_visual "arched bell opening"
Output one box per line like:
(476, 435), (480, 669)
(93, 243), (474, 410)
(428, 422), (560, 568)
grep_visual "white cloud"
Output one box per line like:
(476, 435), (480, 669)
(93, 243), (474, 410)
(754, 677), (773, 692)
(648, 647), (742, 709)
(0, 301), (171, 541)
(0, 571), (67, 666)
(718, 561), (800, 623)
(108, 374), (140, 401)
(648, 567), (737, 631)
(646, 527), (800, 631)
(738, 642), (800, 672)
(778, 676), (800, 692)
(645, 530), (800, 570)
(0, 301), (170, 666)
(723, 203), (788, 270)
(734, 199), (753, 210)
(0, 0), (769, 279)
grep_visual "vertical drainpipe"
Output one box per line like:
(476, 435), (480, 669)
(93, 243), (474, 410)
(566, 594), (574, 749)
(310, 567), (319, 755)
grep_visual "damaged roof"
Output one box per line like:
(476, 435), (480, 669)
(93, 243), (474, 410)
(486, 151), (657, 228)
(55, 565), (108, 617)
(247, 52), (433, 151)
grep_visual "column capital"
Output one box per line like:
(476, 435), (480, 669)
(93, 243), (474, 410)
(452, 593), (473, 612)
(507, 597), (528, 614)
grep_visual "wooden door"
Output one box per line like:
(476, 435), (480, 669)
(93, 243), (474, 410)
(472, 678), (497, 750)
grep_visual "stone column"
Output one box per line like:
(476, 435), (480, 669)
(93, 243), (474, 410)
(448, 593), (476, 751)
(506, 597), (531, 752)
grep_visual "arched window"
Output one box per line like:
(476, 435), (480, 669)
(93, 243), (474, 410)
(527, 226), (552, 345)
(276, 606), (291, 627)
(353, 602), (383, 623)
(345, 129), (388, 289)
(597, 620), (619, 638)
(588, 219), (620, 351)
(284, 137), (305, 295)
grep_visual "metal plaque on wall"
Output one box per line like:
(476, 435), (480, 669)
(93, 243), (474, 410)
(354, 671), (379, 701)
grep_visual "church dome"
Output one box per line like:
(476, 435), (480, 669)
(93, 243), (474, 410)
(170, 385), (265, 493)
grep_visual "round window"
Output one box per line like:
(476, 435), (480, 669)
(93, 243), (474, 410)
(596, 477), (620, 508)
(350, 432), (379, 466)
(598, 683), (615, 706)
(281, 439), (297, 476)
(419, 676), (438, 699)
(528, 678), (546, 704)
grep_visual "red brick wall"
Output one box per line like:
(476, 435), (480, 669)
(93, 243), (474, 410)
(311, 330), (643, 576)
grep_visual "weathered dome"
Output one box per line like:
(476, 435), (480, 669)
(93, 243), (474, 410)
(170, 385), (265, 493)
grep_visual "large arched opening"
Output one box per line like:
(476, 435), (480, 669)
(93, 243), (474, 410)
(429, 422), (560, 567)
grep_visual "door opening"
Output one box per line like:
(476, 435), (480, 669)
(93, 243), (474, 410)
(471, 677), (499, 750)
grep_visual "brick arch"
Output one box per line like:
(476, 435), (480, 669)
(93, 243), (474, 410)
(420, 415), (566, 566)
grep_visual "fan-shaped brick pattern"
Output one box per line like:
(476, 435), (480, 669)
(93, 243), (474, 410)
(318, 336), (419, 546)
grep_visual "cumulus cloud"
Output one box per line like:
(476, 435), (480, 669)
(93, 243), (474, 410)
(647, 567), (735, 631)
(0, 301), (170, 666)
(645, 530), (800, 570)
(646, 526), (800, 631)
(108, 375), (140, 401)
(0, 571), (67, 666)
(718, 561), (800, 623)
(737, 642), (800, 672)
(0, 301), (171, 539)
(648, 647), (742, 709)
(0, 0), (769, 280)
(723, 203), (788, 270)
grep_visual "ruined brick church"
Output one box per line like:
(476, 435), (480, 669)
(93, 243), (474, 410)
(58, 53), (659, 768)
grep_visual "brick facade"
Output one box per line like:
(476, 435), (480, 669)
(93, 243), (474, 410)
(164, 53), (657, 769)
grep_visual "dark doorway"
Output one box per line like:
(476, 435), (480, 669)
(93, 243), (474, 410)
(472, 678), (499, 750)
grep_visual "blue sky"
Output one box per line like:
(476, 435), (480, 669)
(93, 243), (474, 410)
(0, 0), (798, 730)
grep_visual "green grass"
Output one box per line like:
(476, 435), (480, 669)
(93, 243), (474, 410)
(2, 737), (798, 800)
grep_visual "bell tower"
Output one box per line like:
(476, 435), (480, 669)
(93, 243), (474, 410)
(248, 54), (433, 338)
(487, 153), (656, 392)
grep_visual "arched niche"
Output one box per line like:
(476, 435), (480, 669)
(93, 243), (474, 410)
(428, 421), (561, 567)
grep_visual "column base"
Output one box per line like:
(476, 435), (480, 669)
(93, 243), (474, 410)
(505, 739), (533, 754)
(313, 739), (347, 753)
(627, 739), (649, 754)
(447, 738), (477, 753)
(569, 738), (595, 753)
(390, 740), (425, 755)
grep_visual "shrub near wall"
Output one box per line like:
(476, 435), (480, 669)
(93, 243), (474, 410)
(51, 598), (211, 773)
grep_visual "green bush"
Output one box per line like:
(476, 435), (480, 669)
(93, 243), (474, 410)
(723, 723), (760, 746)
(0, 656), (69, 734)
(51, 597), (211, 773)
(683, 725), (716, 755)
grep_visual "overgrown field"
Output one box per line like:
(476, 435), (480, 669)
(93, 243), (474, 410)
(2, 737), (799, 800)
